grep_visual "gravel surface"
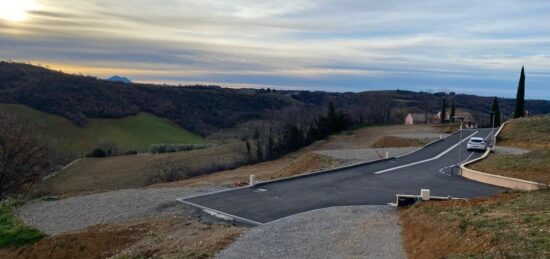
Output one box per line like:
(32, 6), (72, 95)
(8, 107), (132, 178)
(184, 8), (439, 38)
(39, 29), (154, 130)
(391, 133), (449, 139)
(493, 146), (530, 155)
(314, 147), (418, 161)
(217, 206), (406, 259)
(15, 186), (224, 235)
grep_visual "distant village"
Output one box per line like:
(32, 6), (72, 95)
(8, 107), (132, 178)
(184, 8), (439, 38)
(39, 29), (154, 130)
(404, 111), (477, 128)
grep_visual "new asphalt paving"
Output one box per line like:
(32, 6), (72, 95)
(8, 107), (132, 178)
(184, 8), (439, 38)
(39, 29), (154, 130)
(181, 128), (504, 224)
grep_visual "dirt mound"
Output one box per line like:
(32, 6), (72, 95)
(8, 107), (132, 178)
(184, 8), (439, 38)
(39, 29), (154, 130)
(371, 136), (429, 148)
(275, 152), (345, 179)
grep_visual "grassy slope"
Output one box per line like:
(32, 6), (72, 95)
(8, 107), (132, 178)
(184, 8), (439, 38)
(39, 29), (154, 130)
(0, 201), (45, 248)
(0, 104), (205, 153)
(472, 116), (550, 184)
(400, 190), (549, 259)
(38, 140), (248, 196)
(400, 116), (550, 258)
(497, 116), (550, 149)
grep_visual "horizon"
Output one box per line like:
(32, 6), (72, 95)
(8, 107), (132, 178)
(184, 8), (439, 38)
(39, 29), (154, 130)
(1, 1), (549, 99)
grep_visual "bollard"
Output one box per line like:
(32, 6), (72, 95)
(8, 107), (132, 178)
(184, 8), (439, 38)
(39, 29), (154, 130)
(385, 152), (389, 159)
(249, 175), (256, 187)
(420, 189), (430, 201)
(440, 135), (443, 139)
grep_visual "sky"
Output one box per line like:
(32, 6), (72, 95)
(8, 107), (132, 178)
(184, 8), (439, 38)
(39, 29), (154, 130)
(0, 0), (549, 99)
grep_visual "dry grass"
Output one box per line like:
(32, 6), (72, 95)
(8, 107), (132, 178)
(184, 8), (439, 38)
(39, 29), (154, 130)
(37, 141), (249, 197)
(370, 136), (429, 148)
(400, 189), (550, 259)
(0, 216), (245, 259)
(498, 116), (550, 150)
(469, 116), (550, 184)
(152, 152), (347, 188)
(471, 150), (550, 184)
(306, 124), (437, 150)
(432, 123), (461, 134)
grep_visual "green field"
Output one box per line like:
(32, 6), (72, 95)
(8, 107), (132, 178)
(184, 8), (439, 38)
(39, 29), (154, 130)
(0, 104), (206, 154)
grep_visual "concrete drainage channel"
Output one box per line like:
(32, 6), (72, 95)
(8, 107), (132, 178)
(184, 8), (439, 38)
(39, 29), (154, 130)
(391, 189), (467, 207)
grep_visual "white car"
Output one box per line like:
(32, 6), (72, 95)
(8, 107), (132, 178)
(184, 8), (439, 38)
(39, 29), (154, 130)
(466, 137), (487, 151)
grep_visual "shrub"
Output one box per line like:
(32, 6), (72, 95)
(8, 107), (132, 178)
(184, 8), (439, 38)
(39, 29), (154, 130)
(86, 148), (107, 158)
(123, 150), (138, 155)
(149, 144), (212, 154)
(148, 161), (189, 183)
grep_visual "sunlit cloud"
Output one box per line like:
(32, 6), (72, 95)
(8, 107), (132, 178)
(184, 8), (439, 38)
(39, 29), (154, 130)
(0, 0), (549, 98)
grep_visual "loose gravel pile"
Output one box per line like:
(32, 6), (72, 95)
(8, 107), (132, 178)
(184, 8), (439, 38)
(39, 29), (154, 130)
(217, 206), (406, 259)
(15, 186), (224, 235)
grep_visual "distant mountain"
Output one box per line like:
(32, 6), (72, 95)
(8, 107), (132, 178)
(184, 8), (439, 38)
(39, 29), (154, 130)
(107, 75), (132, 84)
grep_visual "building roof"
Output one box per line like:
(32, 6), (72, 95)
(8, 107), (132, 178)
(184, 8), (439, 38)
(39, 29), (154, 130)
(408, 113), (429, 122)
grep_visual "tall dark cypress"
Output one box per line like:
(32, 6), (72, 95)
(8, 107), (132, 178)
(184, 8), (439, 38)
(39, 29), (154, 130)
(450, 99), (456, 123)
(490, 97), (501, 127)
(440, 98), (447, 124)
(513, 66), (525, 118)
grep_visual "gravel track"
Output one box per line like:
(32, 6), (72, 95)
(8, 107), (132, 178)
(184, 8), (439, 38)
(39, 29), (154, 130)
(217, 206), (406, 259)
(15, 186), (224, 235)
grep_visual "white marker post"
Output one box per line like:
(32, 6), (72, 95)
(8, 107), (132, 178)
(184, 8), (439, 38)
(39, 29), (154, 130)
(385, 152), (389, 159)
(420, 189), (431, 201)
(249, 175), (256, 187)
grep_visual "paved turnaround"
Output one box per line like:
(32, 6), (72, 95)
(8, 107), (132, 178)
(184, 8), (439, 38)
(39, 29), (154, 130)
(180, 128), (504, 224)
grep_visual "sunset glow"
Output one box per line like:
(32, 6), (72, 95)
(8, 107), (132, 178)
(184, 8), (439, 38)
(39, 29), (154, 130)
(0, 0), (39, 22)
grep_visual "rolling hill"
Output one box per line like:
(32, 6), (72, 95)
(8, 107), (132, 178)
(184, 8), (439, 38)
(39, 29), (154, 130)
(1, 61), (550, 139)
(0, 104), (205, 154)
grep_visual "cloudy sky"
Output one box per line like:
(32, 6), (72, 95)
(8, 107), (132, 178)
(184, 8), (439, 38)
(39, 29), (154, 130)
(1, 0), (549, 99)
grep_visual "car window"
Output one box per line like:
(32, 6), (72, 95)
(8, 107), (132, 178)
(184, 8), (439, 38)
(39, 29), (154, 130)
(470, 139), (483, 143)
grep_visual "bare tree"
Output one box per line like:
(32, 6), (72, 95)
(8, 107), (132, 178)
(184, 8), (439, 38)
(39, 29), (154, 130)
(0, 111), (51, 198)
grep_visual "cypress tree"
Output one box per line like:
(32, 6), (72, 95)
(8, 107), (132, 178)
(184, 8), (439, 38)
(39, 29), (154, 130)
(513, 66), (525, 118)
(490, 97), (502, 127)
(440, 98), (447, 124)
(450, 99), (456, 123)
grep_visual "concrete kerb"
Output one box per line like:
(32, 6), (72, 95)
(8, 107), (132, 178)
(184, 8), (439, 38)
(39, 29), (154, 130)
(177, 197), (263, 226)
(460, 121), (548, 191)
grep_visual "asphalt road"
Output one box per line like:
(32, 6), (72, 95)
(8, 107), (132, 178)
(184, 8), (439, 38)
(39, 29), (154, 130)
(181, 128), (504, 224)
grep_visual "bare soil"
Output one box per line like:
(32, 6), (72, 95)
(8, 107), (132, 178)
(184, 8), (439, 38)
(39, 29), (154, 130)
(371, 136), (429, 148)
(0, 216), (246, 259)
